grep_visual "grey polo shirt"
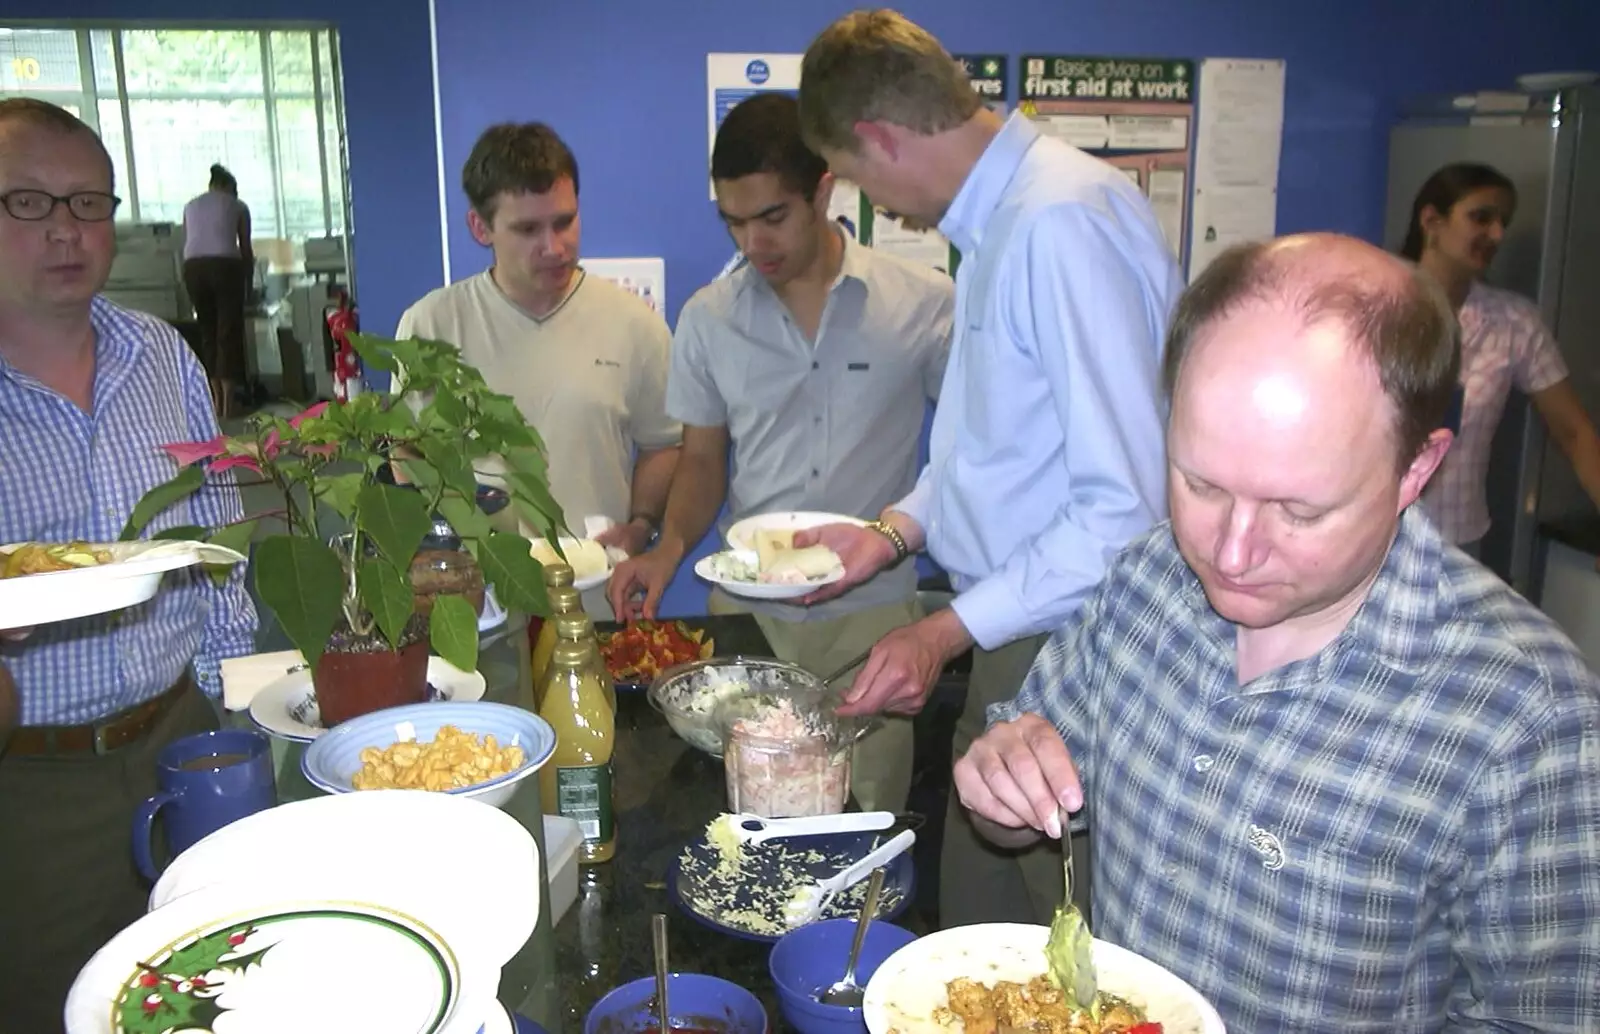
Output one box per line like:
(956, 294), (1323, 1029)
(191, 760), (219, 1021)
(668, 231), (953, 621)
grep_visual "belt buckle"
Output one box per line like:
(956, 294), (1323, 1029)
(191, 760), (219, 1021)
(92, 722), (113, 756)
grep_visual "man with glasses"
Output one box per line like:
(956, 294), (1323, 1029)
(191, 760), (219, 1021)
(0, 98), (258, 1032)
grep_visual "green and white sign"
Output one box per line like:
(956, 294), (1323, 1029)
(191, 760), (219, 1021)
(1020, 56), (1194, 103)
(954, 53), (1008, 110)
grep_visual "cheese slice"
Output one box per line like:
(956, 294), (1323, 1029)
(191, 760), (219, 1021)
(761, 544), (840, 583)
(754, 528), (795, 571)
(530, 537), (610, 580)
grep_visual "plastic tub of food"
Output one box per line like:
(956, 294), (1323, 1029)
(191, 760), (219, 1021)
(719, 694), (854, 818)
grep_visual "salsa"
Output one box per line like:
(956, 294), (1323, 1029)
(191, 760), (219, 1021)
(600, 620), (714, 684)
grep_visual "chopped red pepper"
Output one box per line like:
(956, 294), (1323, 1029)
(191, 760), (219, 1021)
(1126, 1023), (1164, 1034)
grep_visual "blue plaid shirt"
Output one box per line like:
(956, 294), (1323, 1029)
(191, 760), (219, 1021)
(0, 298), (258, 725)
(996, 507), (1600, 1032)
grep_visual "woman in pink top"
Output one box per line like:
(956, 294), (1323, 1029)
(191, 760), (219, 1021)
(1402, 162), (1600, 555)
(182, 164), (253, 418)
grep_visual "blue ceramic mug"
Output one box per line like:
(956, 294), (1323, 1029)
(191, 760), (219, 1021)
(132, 728), (276, 881)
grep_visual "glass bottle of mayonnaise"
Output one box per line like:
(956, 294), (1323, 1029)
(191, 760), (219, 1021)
(539, 638), (617, 864)
(554, 612), (616, 715)
(532, 563), (579, 707)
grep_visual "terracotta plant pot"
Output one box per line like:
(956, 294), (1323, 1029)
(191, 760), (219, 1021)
(313, 618), (430, 727)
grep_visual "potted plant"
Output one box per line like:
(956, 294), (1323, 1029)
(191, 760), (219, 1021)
(123, 332), (565, 725)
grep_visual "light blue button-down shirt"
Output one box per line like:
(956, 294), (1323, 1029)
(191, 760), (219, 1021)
(0, 298), (258, 724)
(897, 112), (1180, 650)
(670, 230), (952, 621)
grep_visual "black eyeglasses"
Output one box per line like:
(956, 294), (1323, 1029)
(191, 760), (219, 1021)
(0, 190), (121, 223)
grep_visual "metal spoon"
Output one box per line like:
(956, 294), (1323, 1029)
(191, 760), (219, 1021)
(651, 912), (671, 1033)
(818, 647), (873, 689)
(818, 865), (886, 1008)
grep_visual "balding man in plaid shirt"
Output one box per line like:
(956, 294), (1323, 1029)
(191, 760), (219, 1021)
(955, 234), (1600, 1032)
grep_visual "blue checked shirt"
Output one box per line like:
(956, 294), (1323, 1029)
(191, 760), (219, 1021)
(0, 297), (258, 725)
(994, 507), (1600, 1032)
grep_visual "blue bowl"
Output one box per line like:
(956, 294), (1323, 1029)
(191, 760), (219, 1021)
(584, 973), (768, 1034)
(301, 701), (556, 809)
(768, 919), (918, 1034)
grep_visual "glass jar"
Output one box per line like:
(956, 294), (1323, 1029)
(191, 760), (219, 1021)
(719, 695), (852, 818)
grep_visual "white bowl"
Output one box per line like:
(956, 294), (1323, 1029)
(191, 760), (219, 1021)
(150, 790), (541, 972)
(301, 701), (556, 809)
(863, 923), (1225, 1034)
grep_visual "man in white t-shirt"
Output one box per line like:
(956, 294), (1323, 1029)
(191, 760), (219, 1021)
(397, 123), (681, 615)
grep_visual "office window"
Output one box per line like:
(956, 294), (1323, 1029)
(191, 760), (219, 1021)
(0, 24), (347, 242)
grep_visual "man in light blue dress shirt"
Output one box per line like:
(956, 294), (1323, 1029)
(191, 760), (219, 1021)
(798, 11), (1181, 926)
(0, 99), (258, 1030)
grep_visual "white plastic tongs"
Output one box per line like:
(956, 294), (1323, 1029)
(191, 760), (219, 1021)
(782, 828), (917, 928)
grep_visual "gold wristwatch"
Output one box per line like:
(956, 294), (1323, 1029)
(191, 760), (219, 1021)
(866, 518), (910, 564)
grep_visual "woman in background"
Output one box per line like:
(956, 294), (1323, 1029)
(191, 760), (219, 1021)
(1402, 161), (1600, 556)
(182, 163), (253, 418)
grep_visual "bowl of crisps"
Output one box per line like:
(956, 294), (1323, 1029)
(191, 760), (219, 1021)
(301, 701), (557, 810)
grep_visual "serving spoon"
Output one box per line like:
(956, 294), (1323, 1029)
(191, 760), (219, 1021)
(818, 866), (886, 1007)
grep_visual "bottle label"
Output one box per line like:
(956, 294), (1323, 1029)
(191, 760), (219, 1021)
(556, 762), (614, 843)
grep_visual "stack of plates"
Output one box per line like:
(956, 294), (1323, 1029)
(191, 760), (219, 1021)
(65, 791), (540, 1033)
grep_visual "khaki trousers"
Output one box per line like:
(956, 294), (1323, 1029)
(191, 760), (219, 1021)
(0, 687), (219, 1034)
(939, 632), (1091, 929)
(708, 591), (923, 814)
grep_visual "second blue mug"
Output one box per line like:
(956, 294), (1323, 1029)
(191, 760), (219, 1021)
(132, 728), (275, 882)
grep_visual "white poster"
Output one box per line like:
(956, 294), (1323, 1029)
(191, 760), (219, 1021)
(706, 53), (802, 200)
(579, 257), (666, 320)
(869, 209), (953, 274)
(1187, 58), (1287, 280)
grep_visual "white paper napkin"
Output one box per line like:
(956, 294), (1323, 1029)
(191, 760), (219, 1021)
(221, 649), (306, 712)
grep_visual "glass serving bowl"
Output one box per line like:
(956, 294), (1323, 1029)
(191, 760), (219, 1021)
(647, 656), (878, 759)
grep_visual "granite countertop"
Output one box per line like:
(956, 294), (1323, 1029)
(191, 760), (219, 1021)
(552, 613), (940, 1032)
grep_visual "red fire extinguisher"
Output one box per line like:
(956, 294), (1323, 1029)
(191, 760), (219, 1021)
(326, 291), (362, 401)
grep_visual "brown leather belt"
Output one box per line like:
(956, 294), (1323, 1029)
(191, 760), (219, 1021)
(6, 678), (190, 757)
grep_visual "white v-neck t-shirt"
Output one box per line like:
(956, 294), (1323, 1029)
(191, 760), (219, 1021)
(397, 269), (681, 528)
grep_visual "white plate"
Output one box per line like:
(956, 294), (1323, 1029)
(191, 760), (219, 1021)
(725, 510), (867, 552)
(693, 550), (845, 601)
(529, 536), (617, 592)
(863, 923), (1225, 1034)
(248, 656), (486, 743)
(150, 791), (541, 973)
(66, 884), (497, 1034)
(478, 586), (507, 633)
(477, 1003), (514, 1034)
(0, 541), (246, 630)
(1517, 71), (1598, 92)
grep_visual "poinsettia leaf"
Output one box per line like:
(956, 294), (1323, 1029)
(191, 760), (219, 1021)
(479, 531), (549, 615)
(417, 438), (477, 501)
(436, 493), (491, 543)
(318, 471), (365, 521)
(355, 482), (431, 570)
(252, 537), (345, 671)
(348, 330), (400, 373)
(432, 389), (469, 426)
(152, 524), (207, 542)
(204, 520), (257, 587)
(120, 464), (205, 541)
(357, 556), (414, 651)
(429, 594), (478, 673)
(503, 470), (568, 536)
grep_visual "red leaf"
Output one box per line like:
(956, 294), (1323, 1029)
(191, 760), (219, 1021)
(161, 437), (228, 467)
(210, 454), (262, 475)
(289, 401), (330, 428)
(262, 429), (282, 460)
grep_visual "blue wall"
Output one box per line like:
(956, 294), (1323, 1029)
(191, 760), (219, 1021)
(432, 0), (1600, 616)
(7, 0), (443, 345)
(16, 0), (1600, 616)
